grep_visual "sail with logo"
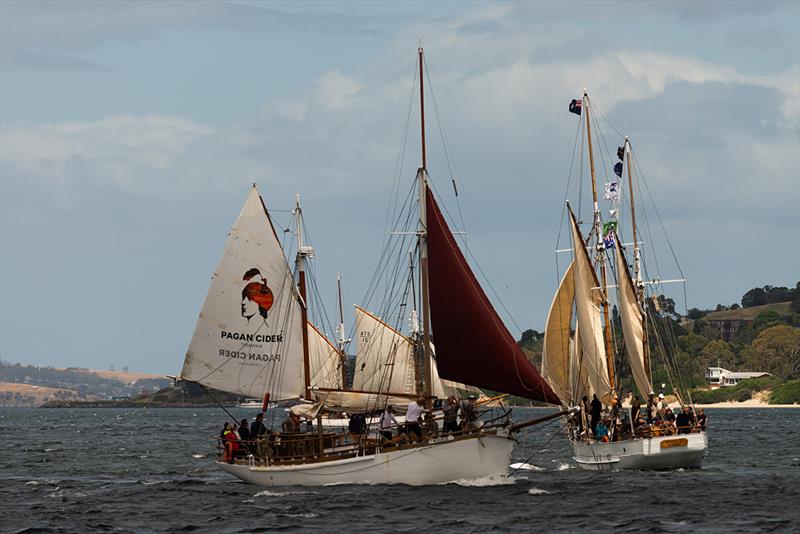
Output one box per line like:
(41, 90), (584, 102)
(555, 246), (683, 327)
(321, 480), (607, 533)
(179, 186), (305, 401)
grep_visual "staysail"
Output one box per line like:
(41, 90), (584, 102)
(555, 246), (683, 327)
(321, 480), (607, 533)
(425, 187), (560, 404)
(307, 322), (343, 390)
(179, 186), (305, 400)
(541, 261), (574, 405)
(351, 306), (416, 394)
(614, 239), (653, 397)
(568, 208), (613, 403)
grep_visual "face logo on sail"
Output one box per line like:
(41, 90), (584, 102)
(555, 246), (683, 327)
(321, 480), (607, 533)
(241, 268), (274, 321)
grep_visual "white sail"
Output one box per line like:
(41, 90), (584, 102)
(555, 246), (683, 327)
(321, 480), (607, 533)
(351, 306), (416, 394)
(180, 186), (305, 400)
(311, 389), (415, 413)
(569, 213), (613, 403)
(307, 322), (343, 390)
(541, 261), (574, 405)
(614, 240), (653, 397)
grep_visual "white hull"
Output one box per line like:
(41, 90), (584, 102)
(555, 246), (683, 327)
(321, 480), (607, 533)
(571, 432), (707, 470)
(217, 432), (514, 486)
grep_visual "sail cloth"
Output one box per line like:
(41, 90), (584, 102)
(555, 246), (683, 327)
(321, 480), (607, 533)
(307, 323), (343, 390)
(568, 209), (613, 404)
(311, 389), (416, 413)
(351, 306), (416, 394)
(425, 187), (560, 404)
(614, 239), (653, 397)
(179, 186), (305, 400)
(541, 262), (575, 405)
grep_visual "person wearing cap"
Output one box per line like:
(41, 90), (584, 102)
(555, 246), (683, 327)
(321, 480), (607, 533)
(656, 393), (667, 421)
(646, 392), (657, 424)
(442, 395), (459, 434)
(461, 395), (478, 431)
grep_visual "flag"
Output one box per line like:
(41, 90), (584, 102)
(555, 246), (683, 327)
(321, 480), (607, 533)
(603, 233), (616, 249)
(617, 146), (625, 161)
(609, 208), (618, 219)
(614, 161), (623, 178)
(569, 99), (582, 115)
(603, 220), (618, 236)
(603, 181), (619, 202)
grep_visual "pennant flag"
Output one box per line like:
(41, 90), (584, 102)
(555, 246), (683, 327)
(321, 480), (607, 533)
(603, 181), (619, 202)
(603, 220), (618, 236)
(617, 146), (625, 161)
(614, 161), (623, 178)
(603, 233), (616, 249)
(569, 99), (582, 115)
(609, 208), (618, 219)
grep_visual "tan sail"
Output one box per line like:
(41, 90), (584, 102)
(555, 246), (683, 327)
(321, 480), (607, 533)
(351, 306), (416, 394)
(311, 389), (416, 412)
(307, 322), (344, 390)
(569, 210), (613, 403)
(542, 261), (575, 405)
(614, 240), (653, 397)
(180, 186), (305, 400)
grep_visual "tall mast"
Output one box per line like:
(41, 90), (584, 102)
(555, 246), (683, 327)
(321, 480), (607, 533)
(295, 194), (313, 400)
(335, 273), (349, 388)
(624, 138), (649, 380)
(584, 91), (616, 392)
(418, 46), (433, 409)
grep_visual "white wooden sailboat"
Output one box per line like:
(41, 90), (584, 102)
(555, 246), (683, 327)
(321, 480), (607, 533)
(541, 92), (708, 470)
(178, 48), (567, 486)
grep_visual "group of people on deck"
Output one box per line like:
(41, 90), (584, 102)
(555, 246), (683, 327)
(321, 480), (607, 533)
(377, 394), (479, 445)
(577, 391), (707, 442)
(219, 394), (482, 462)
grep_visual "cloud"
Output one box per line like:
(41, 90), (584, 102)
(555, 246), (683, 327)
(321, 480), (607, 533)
(314, 71), (364, 111)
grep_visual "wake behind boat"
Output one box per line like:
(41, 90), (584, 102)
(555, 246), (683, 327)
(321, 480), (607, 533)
(178, 48), (566, 486)
(540, 92), (708, 471)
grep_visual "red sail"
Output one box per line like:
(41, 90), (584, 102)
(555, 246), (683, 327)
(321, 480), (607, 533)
(425, 188), (560, 404)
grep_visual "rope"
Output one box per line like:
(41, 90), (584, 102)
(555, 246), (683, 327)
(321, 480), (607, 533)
(506, 417), (569, 478)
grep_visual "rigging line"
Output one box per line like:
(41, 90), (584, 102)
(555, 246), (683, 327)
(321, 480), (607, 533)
(632, 149), (686, 279)
(195, 382), (240, 424)
(506, 417), (569, 478)
(556, 117), (583, 253)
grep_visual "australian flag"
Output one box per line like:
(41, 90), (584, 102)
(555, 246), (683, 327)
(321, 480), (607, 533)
(614, 161), (623, 178)
(617, 146), (625, 161)
(603, 232), (616, 249)
(569, 99), (582, 115)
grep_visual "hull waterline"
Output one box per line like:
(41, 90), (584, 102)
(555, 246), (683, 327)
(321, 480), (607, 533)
(571, 432), (708, 471)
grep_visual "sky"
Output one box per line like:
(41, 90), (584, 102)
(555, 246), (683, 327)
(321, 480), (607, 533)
(1, 0), (798, 374)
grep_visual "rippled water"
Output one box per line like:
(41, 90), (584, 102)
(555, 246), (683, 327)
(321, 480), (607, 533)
(2, 407), (798, 533)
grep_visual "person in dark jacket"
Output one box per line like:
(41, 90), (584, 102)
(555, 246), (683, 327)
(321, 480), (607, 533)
(675, 406), (692, 434)
(590, 394), (602, 435)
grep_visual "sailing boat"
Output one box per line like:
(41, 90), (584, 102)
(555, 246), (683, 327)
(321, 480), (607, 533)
(541, 92), (707, 470)
(178, 47), (567, 486)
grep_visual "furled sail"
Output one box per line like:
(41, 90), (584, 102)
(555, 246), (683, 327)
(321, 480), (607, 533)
(425, 187), (560, 404)
(179, 186), (305, 400)
(307, 322), (343, 390)
(311, 389), (416, 413)
(614, 239), (653, 397)
(541, 262), (574, 405)
(568, 209), (613, 403)
(351, 306), (416, 394)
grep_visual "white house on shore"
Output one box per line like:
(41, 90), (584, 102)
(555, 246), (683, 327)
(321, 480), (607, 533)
(706, 367), (771, 388)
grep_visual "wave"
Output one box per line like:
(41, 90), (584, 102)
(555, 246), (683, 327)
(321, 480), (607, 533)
(509, 462), (544, 471)
(528, 487), (552, 495)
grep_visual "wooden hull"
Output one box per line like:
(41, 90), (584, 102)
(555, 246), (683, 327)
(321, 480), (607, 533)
(570, 432), (707, 471)
(217, 431), (514, 486)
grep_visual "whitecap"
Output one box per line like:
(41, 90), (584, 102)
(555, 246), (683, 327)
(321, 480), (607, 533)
(254, 489), (289, 497)
(283, 513), (319, 518)
(509, 462), (544, 471)
(444, 474), (517, 487)
(25, 480), (42, 486)
(43, 448), (57, 452)
(192, 454), (205, 459)
(528, 487), (551, 495)
(557, 462), (572, 471)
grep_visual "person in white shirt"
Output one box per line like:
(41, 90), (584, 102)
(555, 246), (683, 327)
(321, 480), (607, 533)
(379, 406), (399, 442)
(405, 397), (425, 440)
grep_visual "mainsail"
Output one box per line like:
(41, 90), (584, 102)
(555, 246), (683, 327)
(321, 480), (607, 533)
(179, 186), (305, 400)
(541, 262), (574, 404)
(425, 188), (560, 404)
(568, 208), (613, 403)
(614, 239), (653, 397)
(307, 322), (343, 390)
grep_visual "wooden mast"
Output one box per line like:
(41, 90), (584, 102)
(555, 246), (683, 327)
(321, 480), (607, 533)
(624, 138), (650, 381)
(295, 195), (313, 400)
(583, 91), (616, 392)
(418, 46), (434, 409)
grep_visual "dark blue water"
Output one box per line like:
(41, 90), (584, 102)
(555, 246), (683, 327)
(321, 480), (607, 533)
(1, 407), (798, 533)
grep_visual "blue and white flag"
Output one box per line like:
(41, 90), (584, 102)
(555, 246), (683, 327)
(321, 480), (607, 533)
(614, 161), (623, 178)
(604, 181), (619, 202)
(603, 232), (616, 249)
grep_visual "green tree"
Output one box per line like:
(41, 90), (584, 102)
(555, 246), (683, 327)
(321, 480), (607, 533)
(698, 339), (736, 374)
(741, 325), (800, 379)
